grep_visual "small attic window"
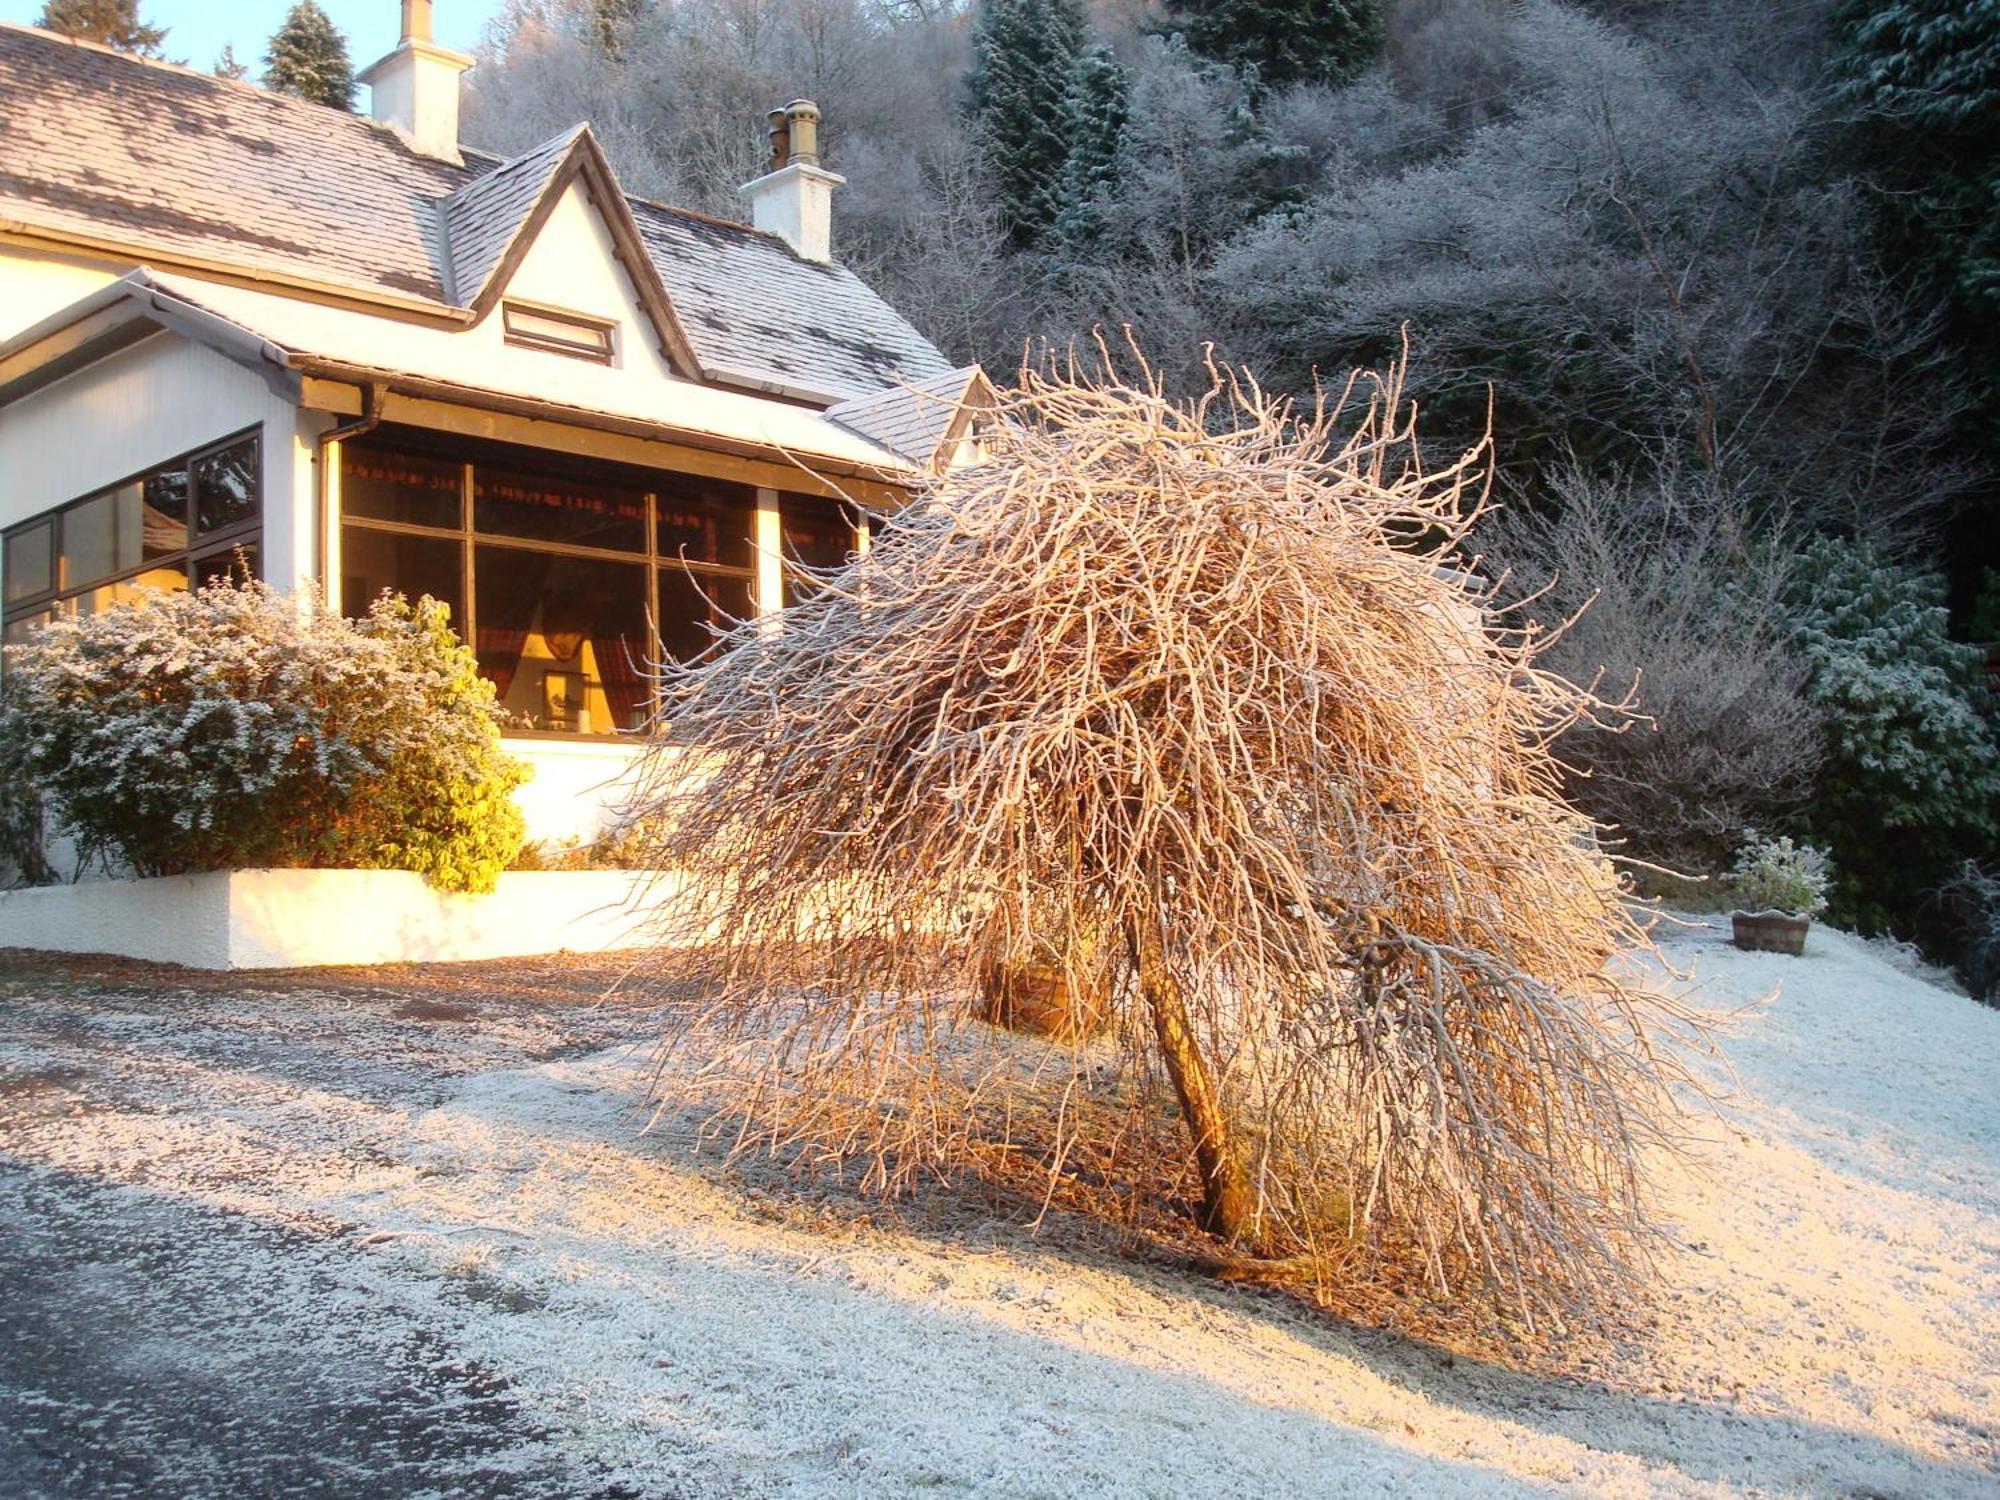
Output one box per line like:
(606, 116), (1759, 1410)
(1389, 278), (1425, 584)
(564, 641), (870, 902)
(503, 301), (616, 363)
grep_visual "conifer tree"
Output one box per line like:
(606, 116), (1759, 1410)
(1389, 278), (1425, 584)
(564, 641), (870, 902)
(213, 43), (248, 82)
(1161, 0), (1383, 89)
(34, 0), (166, 56)
(964, 0), (1087, 248)
(591, 0), (650, 58)
(1050, 44), (1130, 255)
(263, 1), (356, 111)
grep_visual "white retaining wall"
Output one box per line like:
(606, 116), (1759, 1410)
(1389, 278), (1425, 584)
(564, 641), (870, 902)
(0, 868), (684, 970)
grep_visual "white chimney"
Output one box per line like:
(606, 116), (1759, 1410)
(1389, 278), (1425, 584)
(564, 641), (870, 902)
(739, 100), (844, 264)
(359, 0), (474, 163)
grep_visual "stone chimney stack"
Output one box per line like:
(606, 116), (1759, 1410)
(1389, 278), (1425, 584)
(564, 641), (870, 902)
(739, 100), (845, 264)
(359, 0), (474, 163)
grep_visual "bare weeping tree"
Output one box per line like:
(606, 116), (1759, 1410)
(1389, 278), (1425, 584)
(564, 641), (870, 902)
(623, 349), (1702, 1330)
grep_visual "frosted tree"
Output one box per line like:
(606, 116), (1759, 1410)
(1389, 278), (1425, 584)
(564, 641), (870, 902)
(263, 1), (356, 111)
(623, 352), (1702, 1330)
(964, 0), (1086, 247)
(34, 0), (165, 55)
(1049, 44), (1130, 255)
(1160, 0), (1383, 89)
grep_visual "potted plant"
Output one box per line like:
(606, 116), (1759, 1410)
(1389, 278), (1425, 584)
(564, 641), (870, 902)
(1726, 832), (1831, 956)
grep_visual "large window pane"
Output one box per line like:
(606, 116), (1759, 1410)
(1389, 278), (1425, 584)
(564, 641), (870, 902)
(343, 445), (463, 529)
(61, 488), (125, 588)
(781, 495), (858, 606)
(193, 439), (259, 535)
(475, 546), (649, 732)
(4, 520), (53, 603)
(68, 565), (188, 618)
(193, 546), (261, 591)
(656, 477), (756, 572)
(143, 467), (190, 552)
(3, 609), (55, 646)
(341, 526), (462, 626)
(474, 462), (646, 552)
(658, 566), (753, 665)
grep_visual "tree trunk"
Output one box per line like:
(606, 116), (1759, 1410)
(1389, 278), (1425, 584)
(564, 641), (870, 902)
(1134, 924), (1256, 1245)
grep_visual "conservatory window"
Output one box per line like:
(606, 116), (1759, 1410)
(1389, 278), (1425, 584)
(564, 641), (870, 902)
(1, 431), (261, 645)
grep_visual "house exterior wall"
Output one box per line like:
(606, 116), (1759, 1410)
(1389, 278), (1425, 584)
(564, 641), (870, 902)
(0, 241), (122, 343)
(0, 328), (323, 594)
(482, 179), (681, 386)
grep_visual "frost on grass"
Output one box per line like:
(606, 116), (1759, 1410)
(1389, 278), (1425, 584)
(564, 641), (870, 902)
(621, 348), (1708, 1338)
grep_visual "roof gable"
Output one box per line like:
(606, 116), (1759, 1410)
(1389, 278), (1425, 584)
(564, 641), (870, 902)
(439, 125), (702, 381)
(825, 367), (996, 471)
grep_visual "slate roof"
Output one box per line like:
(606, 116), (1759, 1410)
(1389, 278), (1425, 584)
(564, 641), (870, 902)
(0, 23), (954, 403)
(437, 126), (582, 305)
(826, 367), (993, 468)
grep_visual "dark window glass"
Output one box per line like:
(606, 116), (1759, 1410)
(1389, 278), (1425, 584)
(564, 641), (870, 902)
(62, 492), (116, 586)
(343, 445), (463, 529)
(341, 526), (462, 625)
(193, 439), (259, 534)
(5, 520), (54, 603)
(781, 495), (857, 606)
(3, 608), (56, 646)
(193, 547), (261, 592)
(658, 566), (753, 665)
(143, 467), (190, 551)
(656, 478), (757, 572)
(474, 547), (649, 732)
(474, 462), (646, 552)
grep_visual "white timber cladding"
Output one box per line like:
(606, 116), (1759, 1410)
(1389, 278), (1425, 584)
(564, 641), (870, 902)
(0, 328), (321, 594)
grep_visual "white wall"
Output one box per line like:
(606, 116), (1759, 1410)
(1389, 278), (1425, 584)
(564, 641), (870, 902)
(0, 330), (318, 589)
(0, 243), (123, 343)
(485, 179), (680, 384)
(0, 868), (683, 969)
(506, 737), (648, 845)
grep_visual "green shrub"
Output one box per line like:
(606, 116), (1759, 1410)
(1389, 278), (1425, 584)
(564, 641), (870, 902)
(0, 578), (528, 892)
(1725, 831), (1831, 918)
(1784, 536), (2000, 932)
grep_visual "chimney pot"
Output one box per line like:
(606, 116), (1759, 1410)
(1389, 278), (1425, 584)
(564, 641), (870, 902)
(402, 0), (433, 44)
(783, 99), (821, 167)
(767, 108), (790, 173)
(740, 99), (843, 263)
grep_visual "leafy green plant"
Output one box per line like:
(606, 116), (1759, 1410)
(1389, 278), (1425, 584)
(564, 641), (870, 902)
(0, 578), (527, 892)
(1784, 536), (2000, 932)
(1726, 832), (1831, 919)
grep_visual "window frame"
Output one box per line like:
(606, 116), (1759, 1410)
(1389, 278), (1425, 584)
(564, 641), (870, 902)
(500, 300), (618, 364)
(1, 427), (263, 634)
(338, 428), (793, 741)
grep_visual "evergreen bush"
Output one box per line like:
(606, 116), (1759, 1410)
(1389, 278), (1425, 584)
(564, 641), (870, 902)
(1785, 536), (2000, 932)
(0, 578), (527, 892)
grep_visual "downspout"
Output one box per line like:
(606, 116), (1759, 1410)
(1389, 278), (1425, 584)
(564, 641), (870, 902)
(314, 382), (386, 594)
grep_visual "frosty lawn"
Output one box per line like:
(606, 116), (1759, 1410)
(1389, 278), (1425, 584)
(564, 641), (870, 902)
(0, 919), (1993, 1497)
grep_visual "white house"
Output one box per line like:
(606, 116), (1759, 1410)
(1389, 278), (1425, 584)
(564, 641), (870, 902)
(0, 7), (991, 846)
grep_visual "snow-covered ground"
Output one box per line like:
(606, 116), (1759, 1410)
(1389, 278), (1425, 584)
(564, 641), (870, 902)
(0, 919), (1994, 1498)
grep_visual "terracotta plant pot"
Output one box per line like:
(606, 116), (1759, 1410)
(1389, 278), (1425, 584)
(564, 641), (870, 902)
(1731, 910), (1811, 956)
(976, 954), (1112, 1042)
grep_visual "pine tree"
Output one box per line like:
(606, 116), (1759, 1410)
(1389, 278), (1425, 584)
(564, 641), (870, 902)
(34, 0), (167, 56)
(263, 1), (356, 111)
(964, 0), (1087, 248)
(213, 43), (248, 82)
(1160, 0), (1383, 89)
(1050, 44), (1129, 255)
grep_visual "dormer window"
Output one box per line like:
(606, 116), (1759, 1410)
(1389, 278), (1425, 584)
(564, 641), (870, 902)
(502, 301), (616, 364)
